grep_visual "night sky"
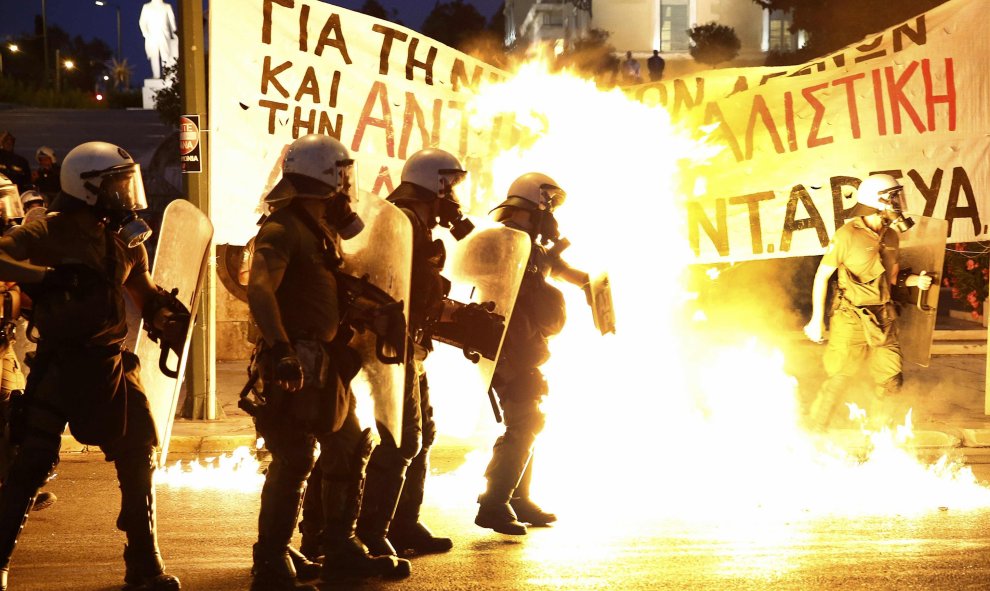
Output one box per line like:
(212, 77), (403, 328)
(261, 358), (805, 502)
(0, 0), (505, 83)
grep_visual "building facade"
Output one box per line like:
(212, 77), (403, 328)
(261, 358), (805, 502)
(504, 0), (803, 68)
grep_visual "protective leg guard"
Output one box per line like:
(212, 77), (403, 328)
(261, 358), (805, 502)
(0, 446), (58, 590)
(116, 452), (180, 591)
(355, 461), (406, 557)
(321, 429), (411, 581)
(388, 449), (451, 555)
(298, 463), (323, 561)
(252, 473), (309, 590)
(509, 456), (555, 526)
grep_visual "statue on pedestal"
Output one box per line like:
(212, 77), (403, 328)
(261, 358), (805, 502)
(139, 0), (178, 80)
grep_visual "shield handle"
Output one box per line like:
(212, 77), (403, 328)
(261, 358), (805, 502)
(916, 271), (935, 312)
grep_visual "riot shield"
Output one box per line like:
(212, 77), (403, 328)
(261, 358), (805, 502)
(338, 194), (412, 448)
(442, 225), (531, 396)
(134, 199), (213, 467)
(895, 215), (948, 367)
(589, 272), (616, 335)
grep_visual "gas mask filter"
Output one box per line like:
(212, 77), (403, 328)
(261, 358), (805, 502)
(82, 164), (152, 247)
(324, 191), (364, 240)
(879, 186), (915, 233)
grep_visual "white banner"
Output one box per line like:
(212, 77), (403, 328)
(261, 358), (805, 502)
(209, 0), (506, 244)
(629, 0), (990, 262)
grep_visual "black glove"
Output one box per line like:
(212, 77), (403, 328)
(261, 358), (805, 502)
(271, 341), (303, 384)
(161, 310), (191, 348)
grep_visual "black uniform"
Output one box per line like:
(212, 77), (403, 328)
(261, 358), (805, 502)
(0, 152), (29, 194)
(0, 207), (173, 588)
(480, 246), (565, 518)
(355, 183), (449, 557)
(248, 200), (404, 588)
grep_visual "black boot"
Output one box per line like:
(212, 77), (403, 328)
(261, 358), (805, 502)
(321, 429), (410, 581)
(286, 546), (321, 583)
(251, 466), (314, 591)
(475, 435), (531, 536)
(510, 455), (556, 526)
(0, 474), (44, 591)
(116, 453), (180, 591)
(355, 460), (405, 557)
(388, 449), (451, 555)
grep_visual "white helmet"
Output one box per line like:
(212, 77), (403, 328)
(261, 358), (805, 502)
(0, 174), (23, 222)
(266, 134), (356, 207)
(20, 189), (45, 209)
(36, 146), (56, 164)
(855, 174), (904, 212)
(400, 148), (467, 199)
(493, 172), (566, 214)
(60, 141), (151, 246)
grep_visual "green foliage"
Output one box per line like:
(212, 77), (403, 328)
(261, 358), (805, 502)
(944, 243), (990, 319)
(0, 77), (102, 108)
(153, 63), (181, 129)
(750, 0), (949, 58)
(554, 29), (620, 86)
(687, 22), (741, 68)
(422, 0), (488, 51)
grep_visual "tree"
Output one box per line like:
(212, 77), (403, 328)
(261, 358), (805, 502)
(687, 22), (741, 68)
(153, 63), (181, 128)
(554, 28), (620, 87)
(359, 0), (401, 24)
(751, 0), (949, 59)
(110, 57), (133, 91)
(422, 0), (488, 51)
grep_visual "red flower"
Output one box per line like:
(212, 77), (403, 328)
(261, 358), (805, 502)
(973, 310), (982, 319)
(967, 259), (977, 270)
(952, 287), (961, 298)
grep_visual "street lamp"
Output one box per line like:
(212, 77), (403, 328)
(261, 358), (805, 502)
(55, 48), (74, 93)
(94, 1), (122, 62)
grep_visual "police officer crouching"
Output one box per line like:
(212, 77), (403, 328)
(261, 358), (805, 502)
(0, 142), (186, 590)
(246, 134), (410, 590)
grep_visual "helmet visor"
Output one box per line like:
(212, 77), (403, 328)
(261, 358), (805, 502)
(878, 184), (906, 213)
(439, 168), (467, 205)
(336, 158), (357, 203)
(82, 162), (148, 211)
(540, 183), (566, 211)
(0, 184), (24, 220)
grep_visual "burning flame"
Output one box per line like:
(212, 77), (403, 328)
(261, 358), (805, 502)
(158, 442), (265, 490)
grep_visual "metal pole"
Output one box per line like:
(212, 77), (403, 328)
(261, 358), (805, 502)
(54, 47), (60, 93)
(42, 0), (49, 87)
(116, 6), (122, 61)
(178, 0), (217, 420)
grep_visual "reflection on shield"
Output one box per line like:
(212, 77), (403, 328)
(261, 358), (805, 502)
(895, 215), (948, 367)
(589, 272), (616, 335)
(134, 199), (213, 467)
(339, 194), (412, 448)
(442, 225), (531, 396)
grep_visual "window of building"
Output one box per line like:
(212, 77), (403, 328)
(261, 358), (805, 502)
(660, 3), (690, 52)
(767, 9), (795, 52)
(542, 12), (564, 26)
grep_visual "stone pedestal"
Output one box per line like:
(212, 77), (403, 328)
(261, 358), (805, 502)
(142, 77), (167, 110)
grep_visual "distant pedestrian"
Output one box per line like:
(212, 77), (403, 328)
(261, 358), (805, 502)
(31, 147), (60, 205)
(647, 49), (666, 82)
(0, 133), (30, 193)
(621, 51), (642, 84)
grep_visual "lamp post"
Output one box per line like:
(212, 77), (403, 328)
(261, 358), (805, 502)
(55, 49), (73, 93)
(94, 1), (122, 61)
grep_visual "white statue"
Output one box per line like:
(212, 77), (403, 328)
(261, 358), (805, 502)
(139, 0), (178, 80)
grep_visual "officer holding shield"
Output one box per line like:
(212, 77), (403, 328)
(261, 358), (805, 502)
(355, 148), (475, 558)
(246, 134), (409, 590)
(803, 173), (933, 429)
(474, 172), (590, 535)
(0, 142), (188, 591)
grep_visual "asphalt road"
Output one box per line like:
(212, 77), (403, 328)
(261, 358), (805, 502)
(4, 456), (990, 591)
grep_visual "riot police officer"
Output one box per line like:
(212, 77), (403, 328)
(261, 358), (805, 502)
(354, 148), (474, 558)
(246, 134), (409, 590)
(475, 172), (590, 535)
(0, 141), (188, 590)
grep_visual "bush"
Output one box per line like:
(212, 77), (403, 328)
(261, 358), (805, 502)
(0, 77), (103, 108)
(943, 243), (989, 320)
(688, 22), (742, 68)
(107, 89), (142, 109)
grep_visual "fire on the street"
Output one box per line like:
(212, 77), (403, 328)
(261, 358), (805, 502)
(168, 61), (990, 522)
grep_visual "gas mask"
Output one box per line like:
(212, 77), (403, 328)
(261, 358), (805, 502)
(437, 169), (474, 240)
(879, 186), (915, 233)
(324, 190), (364, 240)
(82, 163), (152, 247)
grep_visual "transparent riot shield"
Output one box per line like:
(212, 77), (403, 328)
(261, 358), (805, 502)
(589, 272), (616, 335)
(338, 194), (412, 448)
(442, 225), (531, 396)
(895, 215), (948, 367)
(134, 199), (214, 467)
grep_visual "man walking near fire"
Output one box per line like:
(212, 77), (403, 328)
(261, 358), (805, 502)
(474, 172), (591, 535)
(803, 173), (932, 429)
(246, 134), (409, 590)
